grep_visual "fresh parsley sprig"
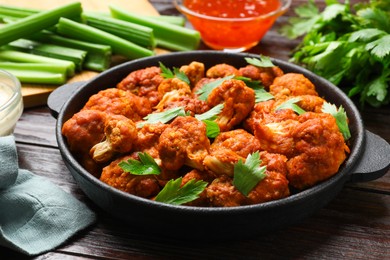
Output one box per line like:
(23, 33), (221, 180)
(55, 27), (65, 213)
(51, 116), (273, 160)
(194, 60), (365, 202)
(233, 152), (267, 196)
(118, 152), (161, 175)
(195, 104), (224, 138)
(322, 102), (351, 140)
(280, 0), (390, 107)
(159, 62), (190, 85)
(275, 97), (306, 115)
(245, 55), (275, 68)
(154, 177), (208, 205)
(196, 75), (235, 101)
(137, 106), (187, 128)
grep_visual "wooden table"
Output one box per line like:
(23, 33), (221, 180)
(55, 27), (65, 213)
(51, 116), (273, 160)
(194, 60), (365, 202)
(2, 0), (390, 259)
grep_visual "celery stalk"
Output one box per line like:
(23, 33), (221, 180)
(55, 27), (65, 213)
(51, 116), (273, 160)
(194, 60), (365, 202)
(0, 2), (82, 46)
(56, 17), (154, 60)
(148, 15), (186, 27)
(83, 13), (156, 49)
(0, 62), (67, 84)
(29, 30), (112, 72)
(109, 4), (200, 51)
(0, 50), (75, 76)
(6, 39), (87, 71)
(0, 5), (39, 18)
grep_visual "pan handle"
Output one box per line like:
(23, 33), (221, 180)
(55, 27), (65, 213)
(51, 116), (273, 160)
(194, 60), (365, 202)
(349, 130), (390, 182)
(47, 81), (85, 119)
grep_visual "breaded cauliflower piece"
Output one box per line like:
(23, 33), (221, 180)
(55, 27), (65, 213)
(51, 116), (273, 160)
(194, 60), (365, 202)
(179, 61), (205, 88)
(82, 88), (152, 121)
(206, 171), (290, 207)
(270, 73), (318, 99)
(286, 112), (349, 190)
(238, 65), (284, 88)
(116, 66), (163, 106)
(100, 154), (160, 198)
(204, 129), (261, 177)
(158, 116), (210, 171)
(206, 63), (240, 78)
(90, 114), (138, 163)
(62, 110), (106, 155)
(207, 79), (255, 131)
(62, 110), (107, 176)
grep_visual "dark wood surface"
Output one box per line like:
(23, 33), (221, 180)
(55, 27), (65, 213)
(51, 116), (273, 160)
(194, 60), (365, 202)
(2, 0), (390, 259)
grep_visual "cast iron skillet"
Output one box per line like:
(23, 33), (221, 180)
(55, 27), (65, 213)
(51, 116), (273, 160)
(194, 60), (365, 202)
(48, 51), (390, 239)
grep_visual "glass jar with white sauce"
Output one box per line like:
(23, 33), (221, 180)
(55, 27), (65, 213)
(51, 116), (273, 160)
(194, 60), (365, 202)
(0, 70), (23, 136)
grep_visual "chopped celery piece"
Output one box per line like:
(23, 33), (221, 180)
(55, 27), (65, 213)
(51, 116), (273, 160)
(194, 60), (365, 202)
(30, 30), (112, 72)
(0, 49), (75, 77)
(0, 5), (39, 18)
(6, 39), (87, 71)
(0, 2), (82, 46)
(148, 15), (186, 27)
(56, 17), (154, 60)
(83, 13), (156, 49)
(0, 63), (66, 84)
(109, 5), (200, 51)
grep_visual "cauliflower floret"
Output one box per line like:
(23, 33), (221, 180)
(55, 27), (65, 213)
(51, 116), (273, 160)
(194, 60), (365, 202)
(116, 66), (163, 106)
(179, 61), (205, 88)
(207, 79), (255, 131)
(270, 73), (318, 99)
(100, 154), (160, 198)
(158, 116), (210, 171)
(204, 129), (261, 177)
(238, 64), (284, 89)
(90, 114), (138, 163)
(82, 88), (152, 121)
(286, 112), (349, 190)
(206, 63), (240, 78)
(62, 110), (107, 176)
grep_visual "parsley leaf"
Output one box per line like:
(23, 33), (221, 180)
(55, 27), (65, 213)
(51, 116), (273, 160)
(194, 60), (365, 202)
(233, 152), (267, 196)
(245, 55), (275, 68)
(195, 104), (223, 138)
(137, 106), (186, 128)
(275, 97), (306, 115)
(159, 62), (190, 85)
(321, 102), (351, 140)
(255, 88), (274, 103)
(118, 152), (161, 175)
(196, 75), (235, 101)
(195, 104), (224, 121)
(202, 120), (220, 138)
(154, 177), (208, 205)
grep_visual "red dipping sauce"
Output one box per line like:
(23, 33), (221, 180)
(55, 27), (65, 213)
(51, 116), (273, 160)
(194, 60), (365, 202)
(176, 0), (289, 51)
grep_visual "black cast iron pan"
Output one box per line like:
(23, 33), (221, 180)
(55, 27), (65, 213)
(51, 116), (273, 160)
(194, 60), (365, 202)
(48, 51), (390, 239)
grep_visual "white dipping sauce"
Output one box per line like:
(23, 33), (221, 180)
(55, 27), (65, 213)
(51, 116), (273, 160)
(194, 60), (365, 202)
(0, 70), (23, 136)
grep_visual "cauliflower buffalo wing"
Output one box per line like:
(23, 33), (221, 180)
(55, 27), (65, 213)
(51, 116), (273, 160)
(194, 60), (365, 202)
(82, 88), (152, 121)
(90, 114), (138, 163)
(207, 79), (255, 131)
(204, 129), (261, 177)
(179, 61), (205, 88)
(100, 154), (160, 198)
(238, 64), (284, 88)
(117, 66), (163, 106)
(158, 116), (210, 171)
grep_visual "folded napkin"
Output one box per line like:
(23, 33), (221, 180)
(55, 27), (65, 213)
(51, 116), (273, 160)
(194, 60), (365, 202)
(0, 135), (96, 256)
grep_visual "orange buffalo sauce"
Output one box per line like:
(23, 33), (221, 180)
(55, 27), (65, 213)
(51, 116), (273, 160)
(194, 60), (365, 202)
(184, 0), (281, 18)
(182, 0), (284, 51)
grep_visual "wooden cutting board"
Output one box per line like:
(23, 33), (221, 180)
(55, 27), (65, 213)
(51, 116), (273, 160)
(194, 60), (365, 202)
(1, 0), (161, 108)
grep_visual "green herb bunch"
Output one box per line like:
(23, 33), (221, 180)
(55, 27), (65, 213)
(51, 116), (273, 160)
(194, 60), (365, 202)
(280, 0), (390, 107)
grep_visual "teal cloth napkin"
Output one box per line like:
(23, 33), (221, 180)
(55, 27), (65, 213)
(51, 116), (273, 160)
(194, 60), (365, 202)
(0, 135), (96, 256)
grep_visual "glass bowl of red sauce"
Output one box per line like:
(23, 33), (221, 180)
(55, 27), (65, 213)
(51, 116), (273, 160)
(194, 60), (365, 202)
(173, 0), (291, 52)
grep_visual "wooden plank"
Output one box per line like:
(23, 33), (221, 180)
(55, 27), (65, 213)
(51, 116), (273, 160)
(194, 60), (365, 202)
(1, 0), (159, 108)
